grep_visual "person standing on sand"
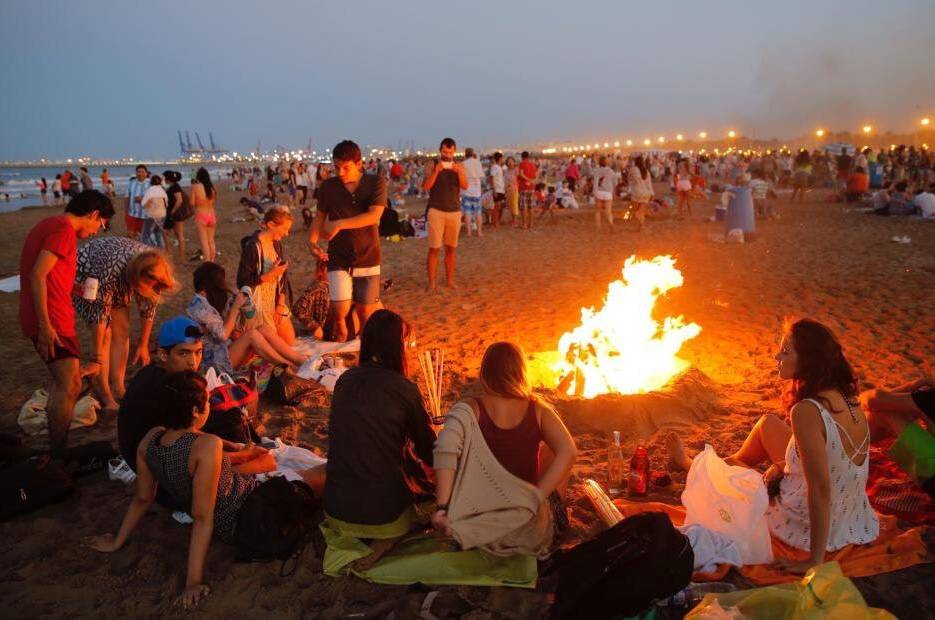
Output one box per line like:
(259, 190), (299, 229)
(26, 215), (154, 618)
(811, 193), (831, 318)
(461, 147), (485, 237)
(423, 137), (468, 291)
(38, 177), (48, 205)
(19, 190), (114, 457)
(309, 140), (387, 341)
(488, 151), (506, 227)
(126, 164), (150, 240)
(191, 167), (218, 262)
(79, 167), (94, 191)
(517, 151), (538, 229)
(51, 175), (63, 206)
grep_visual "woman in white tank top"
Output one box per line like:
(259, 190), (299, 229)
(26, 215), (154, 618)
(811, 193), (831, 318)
(668, 318), (879, 573)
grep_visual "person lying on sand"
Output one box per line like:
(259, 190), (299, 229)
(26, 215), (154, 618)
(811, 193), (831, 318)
(861, 377), (935, 498)
(321, 310), (436, 571)
(666, 318), (879, 574)
(85, 370), (325, 610)
(433, 342), (577, 554)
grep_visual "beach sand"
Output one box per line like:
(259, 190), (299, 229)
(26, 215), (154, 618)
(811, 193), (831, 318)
(0, 185), (933, 617)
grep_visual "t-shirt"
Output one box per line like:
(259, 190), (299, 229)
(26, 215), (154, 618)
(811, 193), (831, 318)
(117, 363), (167, 470)
(323, 365), (436, 524)
(913, 192), (935, 218)
(142, 185), (168, 219)
(426, 165), (461, 213)
(594, 166), (617, 193)
(462, 157), (484, 198)
(19, 215), (78, 338)
(316, 173), (387, 270)
(749, 178), (770, 200)
(489, 163), (505, 193)
(518, 160), (538, 192)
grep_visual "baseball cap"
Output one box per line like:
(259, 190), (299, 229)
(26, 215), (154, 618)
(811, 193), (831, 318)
(157, 316), (203, 349)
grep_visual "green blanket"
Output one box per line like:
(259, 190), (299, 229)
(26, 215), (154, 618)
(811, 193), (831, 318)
(321, 513), (538, 588)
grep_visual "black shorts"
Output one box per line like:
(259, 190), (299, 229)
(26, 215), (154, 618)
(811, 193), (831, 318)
(494, 192), (506, 205)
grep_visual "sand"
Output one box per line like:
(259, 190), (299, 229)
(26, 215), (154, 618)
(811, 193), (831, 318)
(0, 184), (933, 618)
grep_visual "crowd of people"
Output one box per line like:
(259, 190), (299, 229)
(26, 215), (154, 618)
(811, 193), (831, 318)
(15, 137), (935, 609)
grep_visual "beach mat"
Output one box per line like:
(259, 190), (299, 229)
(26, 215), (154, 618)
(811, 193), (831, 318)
(867, 439), (935, 526)
(320, 518), (537, 588)
(613, 500), (932, 586)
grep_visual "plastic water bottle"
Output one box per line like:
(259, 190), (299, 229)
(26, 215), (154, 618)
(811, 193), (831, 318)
(628, 445), (649, 496)
(607, 431), (624, 496)
(239, 286), (256, 319)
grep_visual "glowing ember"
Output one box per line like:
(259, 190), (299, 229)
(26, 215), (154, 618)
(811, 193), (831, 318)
(553, 255), (701, 398)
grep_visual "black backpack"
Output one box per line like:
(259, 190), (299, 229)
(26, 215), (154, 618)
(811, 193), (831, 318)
(0, 456), (75, 521)
(233, 476), (320, 573)
(550, 511), (693, 620)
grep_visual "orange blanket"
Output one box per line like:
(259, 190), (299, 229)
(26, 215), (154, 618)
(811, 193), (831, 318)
(614, 500), (933, 585)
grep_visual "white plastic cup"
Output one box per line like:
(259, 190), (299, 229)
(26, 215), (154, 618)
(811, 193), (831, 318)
(82, 277), (99, 301)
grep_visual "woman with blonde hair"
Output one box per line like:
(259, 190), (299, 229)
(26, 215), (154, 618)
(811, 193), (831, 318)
(236, 206), (296, 344)
(191, 167), (217, 261)
(432, 342), (577, 556)
(73, 237), (177, 412)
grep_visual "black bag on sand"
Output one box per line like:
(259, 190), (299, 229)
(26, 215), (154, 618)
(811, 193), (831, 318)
(265, 369), (325, 406)
(0, 455), (75, 521)
(549, 511), (693, 620)
(233, 476), (320, 574)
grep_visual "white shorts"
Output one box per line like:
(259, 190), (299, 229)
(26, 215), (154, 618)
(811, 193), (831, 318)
(594, 190), (613, 202)
(327, 265), (381, 304)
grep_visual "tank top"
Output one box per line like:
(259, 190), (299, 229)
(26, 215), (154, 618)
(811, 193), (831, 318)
(766, 399), (879, 552)
(427, 168), (461, 212)
(145, 431), (258, 541)
(476, 398), (543, 485)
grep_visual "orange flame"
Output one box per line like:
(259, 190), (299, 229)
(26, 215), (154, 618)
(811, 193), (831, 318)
(553, 255), (700, 398)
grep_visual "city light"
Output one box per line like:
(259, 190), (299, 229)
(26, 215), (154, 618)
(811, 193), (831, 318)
(698, 131), (707, 139)
(643, 138), (651, 146)
(863, 125), (873, 134)
(613, 140), (620, 147)
(922, 117), (931, 127)
(626, 140), (633, 147)
(603, 142), (610, 148)
(727, 130), (737, 139)
(657, 136), (665, 144)
(815, 129), (825, 138)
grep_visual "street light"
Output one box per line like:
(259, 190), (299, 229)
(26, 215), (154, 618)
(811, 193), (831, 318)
(676, 134), (684, 141)
(657, 136), (665, 144)
(643, 138), (651, 146)
(613, 141), (620, 148)
(922, 118), (931, 127)
(862, 125), (873, 135)
(815, 129), (825, 138)
(727, 130), (737, 139)
(626, 139), (633, 147)
(698, 131), (707, 139)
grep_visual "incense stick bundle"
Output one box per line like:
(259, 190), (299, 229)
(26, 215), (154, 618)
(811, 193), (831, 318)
(419, 349), (445, 421)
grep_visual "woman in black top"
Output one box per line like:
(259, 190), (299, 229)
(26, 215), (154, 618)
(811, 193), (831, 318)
(323, 309), (436, 570)
(162, 171), (188, 260)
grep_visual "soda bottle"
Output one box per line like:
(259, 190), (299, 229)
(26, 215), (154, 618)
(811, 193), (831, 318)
(628, 445), (649, 496)
(607, 431), (624, 496)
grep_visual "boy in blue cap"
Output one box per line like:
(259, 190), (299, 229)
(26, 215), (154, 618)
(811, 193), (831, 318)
(117, 316), (203, 471)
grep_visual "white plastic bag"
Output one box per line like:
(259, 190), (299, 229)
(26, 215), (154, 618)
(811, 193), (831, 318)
(18, 389), (99, 436)
(682, 444), (772, 564)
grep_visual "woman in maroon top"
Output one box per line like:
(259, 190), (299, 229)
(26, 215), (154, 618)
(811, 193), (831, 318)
(432, 342), (577, 533)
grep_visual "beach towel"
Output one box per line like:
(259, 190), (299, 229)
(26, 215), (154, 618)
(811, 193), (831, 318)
(320, 508), (537, 588)
(866, 439), (935, 526)
(614, 500), (932, 586)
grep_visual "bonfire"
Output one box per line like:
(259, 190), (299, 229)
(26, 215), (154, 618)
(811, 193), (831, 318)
(553, 255), (701, 398)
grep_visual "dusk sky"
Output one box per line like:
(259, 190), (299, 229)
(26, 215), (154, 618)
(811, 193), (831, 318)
(2, 0), (933, 160)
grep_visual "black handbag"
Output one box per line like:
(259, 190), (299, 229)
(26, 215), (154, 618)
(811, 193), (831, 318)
(0, 456), (76, 521)
(265, 369), (325, 406)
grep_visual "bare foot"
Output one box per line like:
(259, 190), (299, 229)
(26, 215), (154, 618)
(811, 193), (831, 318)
(665, 432), (693, 472)
(351, 536), (401, 572)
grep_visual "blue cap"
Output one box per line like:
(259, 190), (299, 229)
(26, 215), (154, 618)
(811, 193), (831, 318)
(157, 316), (203, 349)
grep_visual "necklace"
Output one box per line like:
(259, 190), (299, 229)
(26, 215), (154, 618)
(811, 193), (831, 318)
(840, 390), (858, 423)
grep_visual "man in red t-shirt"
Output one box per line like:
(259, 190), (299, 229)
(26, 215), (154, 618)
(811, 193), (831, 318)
(19, 190), (114, 456)
(517, 151), (538, 229)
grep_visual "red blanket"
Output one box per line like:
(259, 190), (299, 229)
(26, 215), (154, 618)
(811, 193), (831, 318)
(866, 439), (935, 526)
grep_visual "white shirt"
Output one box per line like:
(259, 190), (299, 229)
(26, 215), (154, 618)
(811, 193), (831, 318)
(913, 192), (935, 218)
(489, 163), (505, 194)
(142, 185), (168, 220)
(462, 156), (484, 198)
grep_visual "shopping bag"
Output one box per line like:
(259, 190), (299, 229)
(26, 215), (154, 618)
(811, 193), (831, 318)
(682, 444), (772, 564)
(686, 561), (896, 619)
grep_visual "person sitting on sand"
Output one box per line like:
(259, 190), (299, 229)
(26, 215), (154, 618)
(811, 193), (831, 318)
(666, 318), (879, 573)
(861, 377), (935, 498)
(86, 370), (325, 610)
(432, 342), (577, 556)
(187, 262), (306, 376)
(845, 167), (870, 203)
(321, 309), (436, 571)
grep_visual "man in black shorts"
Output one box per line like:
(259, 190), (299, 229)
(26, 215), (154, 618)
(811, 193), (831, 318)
(309, 140), (387, 342)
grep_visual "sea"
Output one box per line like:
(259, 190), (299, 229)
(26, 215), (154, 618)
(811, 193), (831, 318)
(0, 164), (234, 213)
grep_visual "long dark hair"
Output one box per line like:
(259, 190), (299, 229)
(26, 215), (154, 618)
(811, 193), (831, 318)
(359, 309), (411, 377)
(783, 318), (859, 412)
(634, 155), (649, 180)
(195, 167), (214, 198)
(158, 371), (208, 429)
(193, 262), (232, 314)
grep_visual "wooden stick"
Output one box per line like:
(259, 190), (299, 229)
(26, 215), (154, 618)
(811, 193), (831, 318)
(423, 350), (439, 417)
(419, 352), (436, 417)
